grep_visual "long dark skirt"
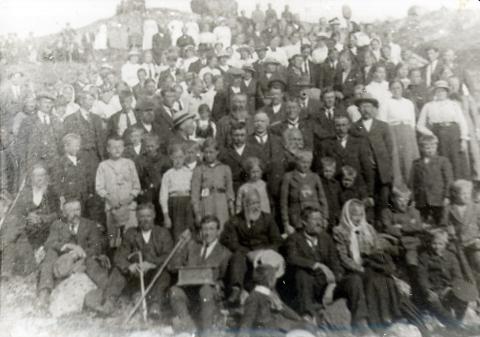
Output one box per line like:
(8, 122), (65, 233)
(431, 123), (470, 180)
(168, 195), (194, 242)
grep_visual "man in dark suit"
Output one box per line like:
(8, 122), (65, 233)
(300, 44), (318, 87)
(169, 216), (232, 335)
(297, 81), (322, 120)
(37, 198), (110, 308)
(351, 96), (393, 215)
(176, 26), (195, 49)
(221, 189), (282, 305)
(219, 122), (263, 193)
(423, 47), (443, 88)
(333, 52), (363, 99)
(247, 112), (285, 218)
(94, 203), (174, 317)
(286, 206), (369, 331)
(158, 54), (182, 85)
(263, 85), (287, 126)
(270, 97), (314, 150)
(256, 58), (285, 108)
(131, 68), (147, 100)
(64, 91), (106, 190)
(151, 26), (172, 64)
(316, 48), (339, 89)
(310, 88), (345, 139)
(106, 90), (137, 138)
(153, 86), (177, 147)
(315, 114), (374, 196)
(188, 46), (210, 74)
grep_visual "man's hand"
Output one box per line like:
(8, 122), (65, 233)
(285, 224), (296, 235)
(128, 263), (139, 275)
(247, 250), (263, 262)
(139, 261), (156, 273)
(26, 212), (41, 225)
(163, 215), (172, 229)
(460, 139), (468, 153)
(97, 255), (111, 269)
(443, 198), (450, 207)
(179, 228), (192, 242)
(427, 290), (439, 302)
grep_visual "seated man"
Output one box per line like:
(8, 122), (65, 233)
(94, 203), (173, 318)
(221, 189), (282, 306)
(37, 198), (110, 309)
(169, 215), (232, 336)
(286, 206), (370, 333)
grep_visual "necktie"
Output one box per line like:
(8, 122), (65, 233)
(125, 112), (132, 128)
(70, 224), (76, 235)
(201, 243), (209, 260)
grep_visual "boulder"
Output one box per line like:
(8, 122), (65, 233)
(49, 272), (97, 317)
(384, 323), (422, 337)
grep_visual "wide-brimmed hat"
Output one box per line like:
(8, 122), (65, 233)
(354, 94), (379, 108)
(268, 78), (287, 91)
(36, 91), (56, 101)
(295, 77), (314, 88)
(173, 111), (195, 128)
(255, 43), (268, 52)
(242, 65), (256, 74)
(135, 99), (156, 112)
(433, 80), (450, 91)
(227, 67), (245, 77)
(263, 57), (280, 65)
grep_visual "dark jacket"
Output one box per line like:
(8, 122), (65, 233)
(221, 212), (282, 254)
(409, 156), (453, 208)
(114, 226), (173, 273)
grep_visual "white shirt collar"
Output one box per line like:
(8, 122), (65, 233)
(254, 285), (272, 296)
(32, 188), (44, 206)
(142, 123), (152, 132)
(37, 111), (51, 124)
(201, 239), (218, 259)
(234, 143), (246, 156)
(80, 108), (90, 121)
(186, 161), (197, 170)
(272, 103), (282, 113)
(362, 118), (373, 131)
(142, 229), (152, 243)
(67, 154), (78, 166)
(134, 144), (142, 155)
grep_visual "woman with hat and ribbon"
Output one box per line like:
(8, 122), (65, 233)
(417, 80), (470, 180)
(121, 48), (142, 88)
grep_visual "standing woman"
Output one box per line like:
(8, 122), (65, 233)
(380, 80), (419, 188)
(448, 76), (480, 191)
(417, 80), (470, 180)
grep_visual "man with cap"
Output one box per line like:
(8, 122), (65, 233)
(17, 91), (64, 180)
(256, 56), (283, 108)
(351, 94), (393, 216)
(286, 54), (306, 96)
(130, 98), (162, 137)
(64, 91), (106, 196)
(154, 86), (177, 145)
(317, 48), (340, 90)
(263, 81), (287, 126)
(296, 79), (322, 121)
(300, 44), (317, 87)
(106, 90), (137, 138)
(131, 68), (148, 100)
(217, 50), (231, 76)
(159, 53), (182, 85)
(241, 65), (257, 113)
(121, 48), (142, 88)
(252, 44), (268, 74)
(188, 45), (210, 74)
(183, 78), (210, 119)
(310, 87), (345, 137)
(169, 111), (196, 149)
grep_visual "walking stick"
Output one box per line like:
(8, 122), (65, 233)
(125, 235), (189, 323)
(0, 177), (26, 231)
(138, 251), (148, 323)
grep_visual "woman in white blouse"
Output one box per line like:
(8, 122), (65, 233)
(417, 80), (470, 180)
(380, 80), (419, 187)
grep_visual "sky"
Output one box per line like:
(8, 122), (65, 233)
(0, 0), (477, 38)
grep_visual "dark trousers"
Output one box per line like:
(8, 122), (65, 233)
(103, 266), (170, 306)
(418, 206), (444, 226)
(421, 290), (468, 327)
(294, 269), (368, 325)
(228, 251), (254, 290)
(432, 123), (470, 180)
(38, 250), (109, 291)
(1, 234), (37, 277)
(169, 284), (219, 334)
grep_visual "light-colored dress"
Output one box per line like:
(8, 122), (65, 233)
(191, 161), (234, 230)
(380, 97), (419, 187)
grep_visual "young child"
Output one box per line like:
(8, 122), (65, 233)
(280, 150), (328, 234)
(122, 126), (144, 161)
(410, 134), (453, 226)
(195, 103), (216, 140)
(380, 185), (425, 268)
(159, 143), (195, 242)
(184, 140), (201, 171)
(238, 264), (313, 337)
(191, 137), (234, 231)
(96, 136), (141, 247)
(58, 133), (89, 208)
(236, 157), (270, 215)
(416, 229), (473, 331)
(339, 165), (369, 206)
(446, 179), (480, 285)
(319, 157), (342, 228)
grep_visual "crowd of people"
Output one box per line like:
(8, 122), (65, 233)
(1, 3), (480, 337)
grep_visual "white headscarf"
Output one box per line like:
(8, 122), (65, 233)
(338, 199), (377, 265)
